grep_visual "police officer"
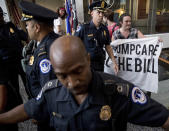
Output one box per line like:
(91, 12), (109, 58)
(0, 36), (169, 131)
(19, 1), (59, 131)
(19, 1), (59, 98)
(0, 6), (28, 131)
(75, 1), (118, 73)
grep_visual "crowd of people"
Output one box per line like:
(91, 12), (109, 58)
(0, 1), (168, 131)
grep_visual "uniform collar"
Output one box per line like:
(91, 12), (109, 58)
(90, 20), (102, 30)
(55, 86), (71, 101)
(87, 71), (107, 106)
(55, 71), (107, 106)
(38, 31), (55, 47)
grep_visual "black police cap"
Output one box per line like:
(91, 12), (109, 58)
(19, 1), (58, 21)
(89, 1), (107, 12)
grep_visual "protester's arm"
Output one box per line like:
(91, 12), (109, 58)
(138, 30), (163, 42)
(0, 104), (29, 124)
(162, 117), (169, 130)
(0, 85), (7, 112)
(105, 45), (118, 75)
(111, 35), (115, 41)
(138, 30), (145, 38)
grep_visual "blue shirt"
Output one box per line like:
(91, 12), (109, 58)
(26, 32), (59, 97)
(24, 71), (169, 131)
(75, 21), (110, 61)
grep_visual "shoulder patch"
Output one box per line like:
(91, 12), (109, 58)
(76, 25), (82, 32)
(39, 59), (51, 74)
(36, 79), (59, 100)
(131, 87), (147, 105)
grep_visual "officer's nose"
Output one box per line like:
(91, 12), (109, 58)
(67, 75), (80, 89)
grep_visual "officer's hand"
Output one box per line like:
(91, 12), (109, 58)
(158, 37), (163, 43)
(113, 63), (119, 75)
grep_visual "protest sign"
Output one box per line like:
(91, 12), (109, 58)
(111, 37), (162, 93)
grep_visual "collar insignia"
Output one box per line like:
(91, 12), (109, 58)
(100, 105), (111, 121)
(88, 34), (93, 37)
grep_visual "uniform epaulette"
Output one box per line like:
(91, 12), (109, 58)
(99, 72), (130, 97)
(36, 79), (58, 100)
(83, 23), (90, 28)
(103, 79), (130, 97)
(115, 83), (130, 97)
(38, 45), (47, 57)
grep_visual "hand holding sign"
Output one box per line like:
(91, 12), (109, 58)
(110, 37), (163, 93)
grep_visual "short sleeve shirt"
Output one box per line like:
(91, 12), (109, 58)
(74, 21), (110, 60)
(113, 28), (138, 40)
(107, 23), (119, 38)
(24, 72), (169, 131)
(26, 32), (59, 97)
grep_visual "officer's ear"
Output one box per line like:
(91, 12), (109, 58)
(34, 22), (41, 33)
(90, 10), (94, 17)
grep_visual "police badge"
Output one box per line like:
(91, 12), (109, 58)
(104, 30), (106, 36)
(99, 105), (111, 121)
(29, 56), (34, 65)
(101, 1), (105, 8)
(10, 27), (14, 33)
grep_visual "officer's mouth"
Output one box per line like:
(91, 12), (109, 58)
(70, 85), (88, 94)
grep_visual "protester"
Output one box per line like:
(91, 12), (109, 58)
(105, 13), (145, 74)
(53, 7), (67, 35)
(0, 36), (169, 131)
(103, 9), (119, 38)
(112, 13), (145, 40)
(75, 1), (118, 73)
(108, 13), (162, 96)
(103, 9), (119, 75)
(19, 1), (59, 131)
(0, 6), (28, 131)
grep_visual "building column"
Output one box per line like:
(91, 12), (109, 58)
(76, 0), (91, 24)
(147, 0), (157, 34)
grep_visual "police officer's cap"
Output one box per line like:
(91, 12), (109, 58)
(19, 1), (58, 21)
(89, 1), (107, 12)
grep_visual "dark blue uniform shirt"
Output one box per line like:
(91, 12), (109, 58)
(0, 22), (28, 83)
(0, 22), (28, 131)
(24, 71), (169, 131)
(26, 32), (59, 97)
(74, 21), (110, 71)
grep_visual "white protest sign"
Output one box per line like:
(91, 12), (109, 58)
(111, 37), (163, 93)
